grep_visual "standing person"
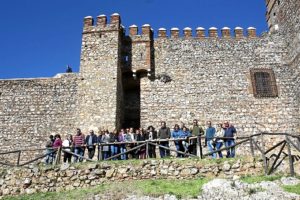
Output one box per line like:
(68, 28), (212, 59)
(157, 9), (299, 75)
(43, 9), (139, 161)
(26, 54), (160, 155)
(85, 130), (98, 160)
(73, 128), (85, 162)
(125, 127), (135, 159)
(101, 130), (110, 160)
(158, 121), (171, 158)
(224, 121), (237, 158)
(118, 129), (127, 160)
(62, 134), (73, 163)
(109, 129), (119, 160)
(97, 130), (103, 160)
(45, 135), (54, 164)
(171, 124), (183, 157)
(181, 126), (191, 155)
(214, 123), (225, 158)
(146, 126), (157, 158)
(52, 134), (62, 162)
(205, 121), (216, 159)
(189, 119), (204, 155)
(136, 128), (146, 159)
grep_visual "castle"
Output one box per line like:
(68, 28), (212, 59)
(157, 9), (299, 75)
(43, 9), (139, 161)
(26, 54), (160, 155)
(0, 0), (299, 151)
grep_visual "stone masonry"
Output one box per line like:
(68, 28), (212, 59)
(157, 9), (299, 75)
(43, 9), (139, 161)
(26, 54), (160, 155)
(0, 1), (299, 158)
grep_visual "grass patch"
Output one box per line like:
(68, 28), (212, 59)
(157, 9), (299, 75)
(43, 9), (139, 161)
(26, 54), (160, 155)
(282, 184), (300, 195)
(3, 178), (209, 200)
(241, 174), (283, 184)
(132, 178), (209, 199)
(3, 185), (108, 200)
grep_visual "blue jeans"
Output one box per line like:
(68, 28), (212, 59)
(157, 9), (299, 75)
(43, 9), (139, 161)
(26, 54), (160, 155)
(45, 148), (54, 164)
(159, 141), (169, 158)
(215, 141), (223, 158)
(225, 140), (235, 158)
(110, 145), (118, 160)
(120, 144), (126, 160)
(103, 151), (109, 160)
(74, 147), (84, 162)
(207, 140), (216, 158)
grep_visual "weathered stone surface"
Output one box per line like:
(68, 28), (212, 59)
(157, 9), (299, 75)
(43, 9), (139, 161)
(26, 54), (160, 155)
(0, 158), (269, 197)
(0, 0), (299, 165)
(281, 177), (300, 186)
(106, 169), (115, 178)
(223, 162), (231, 172)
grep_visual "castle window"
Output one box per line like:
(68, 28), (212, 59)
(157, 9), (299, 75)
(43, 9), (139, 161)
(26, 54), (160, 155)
(250, 69), (278, 98)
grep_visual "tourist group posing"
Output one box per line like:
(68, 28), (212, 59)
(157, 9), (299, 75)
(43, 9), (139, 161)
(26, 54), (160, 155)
(44, 120), (237, 164)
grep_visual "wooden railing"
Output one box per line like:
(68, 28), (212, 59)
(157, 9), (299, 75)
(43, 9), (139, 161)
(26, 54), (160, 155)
(0, 133), (299, 176)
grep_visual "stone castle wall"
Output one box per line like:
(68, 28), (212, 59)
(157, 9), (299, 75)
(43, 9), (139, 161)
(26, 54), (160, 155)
(0, 158), (264, 196)
(77, 15), (124, 132)
(140, 33), (298, 134)
(0, 1), (299, 156)
(0, 74), (79, 154)
(266, 0), (300, 133)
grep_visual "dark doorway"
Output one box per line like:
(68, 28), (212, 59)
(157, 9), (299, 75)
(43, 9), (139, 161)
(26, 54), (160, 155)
(122, 73), (140, 129)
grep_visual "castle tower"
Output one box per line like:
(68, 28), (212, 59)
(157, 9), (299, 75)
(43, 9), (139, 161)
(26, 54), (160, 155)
(265, 0), (280, 32)
(77, 14), (124, 131)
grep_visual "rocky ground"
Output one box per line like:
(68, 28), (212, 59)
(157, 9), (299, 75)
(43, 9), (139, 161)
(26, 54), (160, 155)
(91, 177), (300, 200)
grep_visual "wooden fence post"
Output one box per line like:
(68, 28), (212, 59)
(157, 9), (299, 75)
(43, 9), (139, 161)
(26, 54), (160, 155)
(54, 148), (61, 165)
(286, 135), (295, 177)
(146, 141), (149, 159)
(197, 136), (203, 159)
(260, 133), (268, 175)
(17, 150), (21, 166)
(98, 144), (102, 161)
(250, 137), (255, 157)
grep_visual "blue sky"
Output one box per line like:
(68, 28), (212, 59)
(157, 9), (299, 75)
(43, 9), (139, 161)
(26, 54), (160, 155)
(0, 0), (268, 79)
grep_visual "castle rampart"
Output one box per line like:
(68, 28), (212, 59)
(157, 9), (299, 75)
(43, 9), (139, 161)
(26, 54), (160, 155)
(0, 1), (299, 159)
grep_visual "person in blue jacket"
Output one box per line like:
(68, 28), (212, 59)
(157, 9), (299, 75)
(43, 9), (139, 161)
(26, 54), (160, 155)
(180, 126), (191, 155)
(205, 121), (216, 158)
(172, 124), (183, 157)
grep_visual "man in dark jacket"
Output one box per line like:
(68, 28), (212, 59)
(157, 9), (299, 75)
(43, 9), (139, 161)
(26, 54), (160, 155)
(85, 130), (98, 159)
(189, 119), (204, 155)
(146, 126), (158, 158)
(158, 121), (171, 158)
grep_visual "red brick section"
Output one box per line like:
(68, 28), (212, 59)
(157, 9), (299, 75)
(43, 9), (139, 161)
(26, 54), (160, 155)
(209, 28), (218, 38)
(110, 13), (120, 25)
(142, 25), (151, 35)
(129, 25), (138, 36)
(170, 28), (179, 38)
(83, 16), (93, 28)
(196, 28), (206, 39)
(247, 28), (257, 38)
(183, 28), (192, 39)
(158, 29), (167, 38)
(97, 15), (107, 27)
(234, 27), (244, 39)
(221, 28), (231, 38)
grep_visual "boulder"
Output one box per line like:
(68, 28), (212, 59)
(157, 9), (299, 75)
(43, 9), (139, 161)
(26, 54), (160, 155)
(222, 162), (231, 171)
(280, 177), (300, 186)
(106, 169), (115, 178)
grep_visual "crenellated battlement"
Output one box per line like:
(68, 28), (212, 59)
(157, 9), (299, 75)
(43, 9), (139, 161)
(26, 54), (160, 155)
(127, 24), (257, 39)
(83, 13), (121, 33)
(83, 13), (258, 39)
(156, 26), (257, 39)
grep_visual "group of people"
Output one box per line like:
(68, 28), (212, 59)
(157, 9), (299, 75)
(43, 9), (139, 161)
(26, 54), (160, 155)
(44, 119), (237, 164)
